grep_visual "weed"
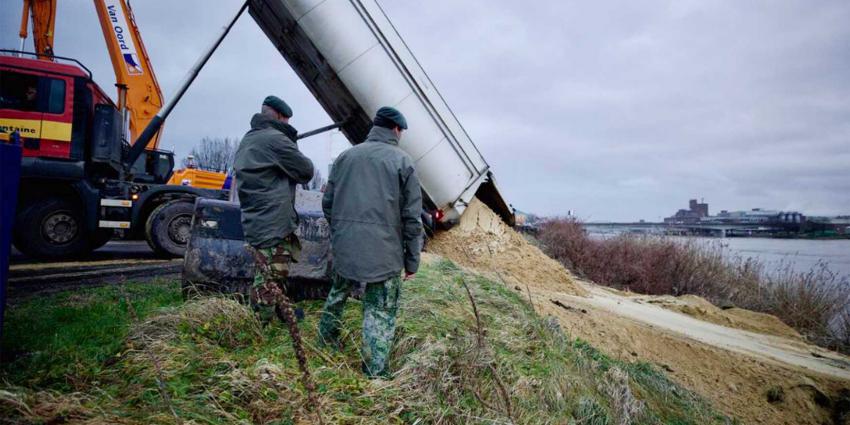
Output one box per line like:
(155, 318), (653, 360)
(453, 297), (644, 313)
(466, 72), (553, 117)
(766, 386), (785, 404)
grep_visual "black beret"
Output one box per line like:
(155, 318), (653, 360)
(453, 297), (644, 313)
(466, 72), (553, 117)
(373, 106), (408, 130)
(262, 95), (293, 118)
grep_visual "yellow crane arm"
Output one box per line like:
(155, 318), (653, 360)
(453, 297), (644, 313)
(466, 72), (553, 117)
(18, 0), (57, 59)
(93, 0), (164, 149)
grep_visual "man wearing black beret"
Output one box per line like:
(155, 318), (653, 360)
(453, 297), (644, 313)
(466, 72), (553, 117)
(234, 95), (314, 323)
(319, 106), (422, 379)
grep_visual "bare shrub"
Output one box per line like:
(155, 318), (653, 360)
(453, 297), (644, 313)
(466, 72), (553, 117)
(752, 262), (850, 350)
(537, 218), (850, 352)
(833, 311), (850, 353)
(183, 137), (238, 173)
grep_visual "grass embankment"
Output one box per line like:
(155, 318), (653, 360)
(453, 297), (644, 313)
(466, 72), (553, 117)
(1, 259), (731, 424)
(537, 218), (850, 352)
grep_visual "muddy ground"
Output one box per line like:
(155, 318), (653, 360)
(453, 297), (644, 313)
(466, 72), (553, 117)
(7, 241), (180, 299)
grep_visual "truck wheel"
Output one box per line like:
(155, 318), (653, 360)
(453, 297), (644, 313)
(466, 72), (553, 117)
(145, 200), (195, 258)
(14, 198), (92, 259)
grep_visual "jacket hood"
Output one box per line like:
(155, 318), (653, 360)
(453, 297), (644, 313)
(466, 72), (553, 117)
(364, 125), (399, 146)
(250, 113), (298, 141)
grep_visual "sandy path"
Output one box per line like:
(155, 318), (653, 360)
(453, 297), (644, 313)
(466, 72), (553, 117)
(553, 284), (850, 380)
(534, 281), (850, 424)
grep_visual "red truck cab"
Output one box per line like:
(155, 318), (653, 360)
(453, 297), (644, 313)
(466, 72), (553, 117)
(1, 54), (113, 161)
(1, 52), (215, 259)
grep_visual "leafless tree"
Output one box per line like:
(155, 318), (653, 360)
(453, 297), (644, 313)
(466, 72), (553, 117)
(182, 137), (238, 173)
(302, 168), (325, 191)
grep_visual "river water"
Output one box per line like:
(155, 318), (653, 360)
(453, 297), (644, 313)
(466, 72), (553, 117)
(584, 226), (850, 281)
(677, 237), (850, 280)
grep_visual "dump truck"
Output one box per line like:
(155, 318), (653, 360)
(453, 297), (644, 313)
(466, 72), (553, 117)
(183, 0), (513, 298)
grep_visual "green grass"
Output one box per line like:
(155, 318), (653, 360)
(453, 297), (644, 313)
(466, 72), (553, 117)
(1, 280), (182, 390)
(0, 260), (734, 424)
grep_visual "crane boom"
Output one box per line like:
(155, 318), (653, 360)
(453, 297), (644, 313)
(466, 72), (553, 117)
(93, 0), (164, 148)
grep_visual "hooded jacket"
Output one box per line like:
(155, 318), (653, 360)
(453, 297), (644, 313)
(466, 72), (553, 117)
(322, 126), (423, 282)
(234, 113), (314, 248)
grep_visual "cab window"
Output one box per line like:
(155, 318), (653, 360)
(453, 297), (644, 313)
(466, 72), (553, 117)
(46, 78), (66, 114)
(0, 70), (66, 114)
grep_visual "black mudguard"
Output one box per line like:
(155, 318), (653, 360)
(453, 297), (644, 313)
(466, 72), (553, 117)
(182, 190), (332, 301)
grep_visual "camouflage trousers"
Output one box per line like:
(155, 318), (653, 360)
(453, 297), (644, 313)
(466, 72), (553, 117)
(318, 272), (401, 378)
(249, 235), (301, 323)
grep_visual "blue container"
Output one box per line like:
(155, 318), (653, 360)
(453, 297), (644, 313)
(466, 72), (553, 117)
(0, 134), (23, 341)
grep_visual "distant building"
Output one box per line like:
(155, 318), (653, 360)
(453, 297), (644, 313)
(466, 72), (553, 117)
(689, 199), (709, 218)
(664, 199), (805, 227)
(709, 208), (804, 225)
(664, 198), (709, 224)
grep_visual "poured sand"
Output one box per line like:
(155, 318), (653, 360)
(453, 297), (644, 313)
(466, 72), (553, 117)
(427, 198), (586, 297)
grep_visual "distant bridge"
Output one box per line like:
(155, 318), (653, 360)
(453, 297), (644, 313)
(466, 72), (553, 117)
(583, 222), (792, 237)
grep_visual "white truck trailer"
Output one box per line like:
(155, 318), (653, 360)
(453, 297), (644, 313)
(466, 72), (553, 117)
(248, 0), (514, 226)
(183, 0), (514, 298)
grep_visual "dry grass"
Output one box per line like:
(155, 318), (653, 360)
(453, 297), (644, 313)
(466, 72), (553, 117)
(1, 261), (732, 424)
(129, 296), (264, 350)
(537, 218), (850, 352)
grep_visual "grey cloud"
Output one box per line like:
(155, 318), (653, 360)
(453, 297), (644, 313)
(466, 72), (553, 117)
(2, 0), (848, 220)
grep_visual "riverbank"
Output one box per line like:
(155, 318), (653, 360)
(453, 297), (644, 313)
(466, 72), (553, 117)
(585, 233), (850, 280)
(539, 218), (850, 353)
(433, 201), (850, 424)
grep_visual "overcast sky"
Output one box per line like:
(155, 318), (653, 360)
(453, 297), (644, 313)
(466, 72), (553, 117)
(3, 0), (848, 221)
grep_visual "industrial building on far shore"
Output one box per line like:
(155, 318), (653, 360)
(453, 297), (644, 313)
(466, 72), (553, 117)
(664, 198), (849, 237)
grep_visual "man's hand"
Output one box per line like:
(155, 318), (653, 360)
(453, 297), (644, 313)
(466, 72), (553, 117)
(403, 271), (416, 281)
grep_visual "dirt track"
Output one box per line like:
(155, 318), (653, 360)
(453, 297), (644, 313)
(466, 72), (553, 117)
(534, 282), (850, 425)
(560, 284), (850, 380)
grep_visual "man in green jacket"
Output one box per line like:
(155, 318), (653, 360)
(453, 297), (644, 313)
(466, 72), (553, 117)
(318, 106), (423, 378)
(234, 95), (315, 322)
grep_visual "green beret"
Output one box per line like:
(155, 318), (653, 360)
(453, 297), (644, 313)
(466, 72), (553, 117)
(262, 95), (293, 118)
(373, 106), (408, 130)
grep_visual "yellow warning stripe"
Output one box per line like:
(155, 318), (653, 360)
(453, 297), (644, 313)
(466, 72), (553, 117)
(0, 118), (72, 142)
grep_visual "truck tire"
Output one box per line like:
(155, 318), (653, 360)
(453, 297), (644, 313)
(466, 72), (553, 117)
(145, 200), (195, 258)
(14, 198), (92, 260)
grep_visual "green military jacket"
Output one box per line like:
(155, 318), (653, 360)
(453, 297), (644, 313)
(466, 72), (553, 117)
(234, 113), (314, 248)
(322, 126), (423, 282)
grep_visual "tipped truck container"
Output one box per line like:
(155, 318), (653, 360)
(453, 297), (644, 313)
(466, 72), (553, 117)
(182, 0), (515, 299)
(249, 0), (513, 226)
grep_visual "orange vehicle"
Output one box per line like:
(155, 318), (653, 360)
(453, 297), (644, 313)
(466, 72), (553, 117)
(168, 168), (229, 190)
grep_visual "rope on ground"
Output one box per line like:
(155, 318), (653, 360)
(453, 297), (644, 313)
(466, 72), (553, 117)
(275, 291), (324, 425)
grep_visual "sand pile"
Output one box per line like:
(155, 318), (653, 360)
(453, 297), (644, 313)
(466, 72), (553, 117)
(635, 294), (802, 340)
(535, 287), (846, 425)
(428, 198), (586, 297)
